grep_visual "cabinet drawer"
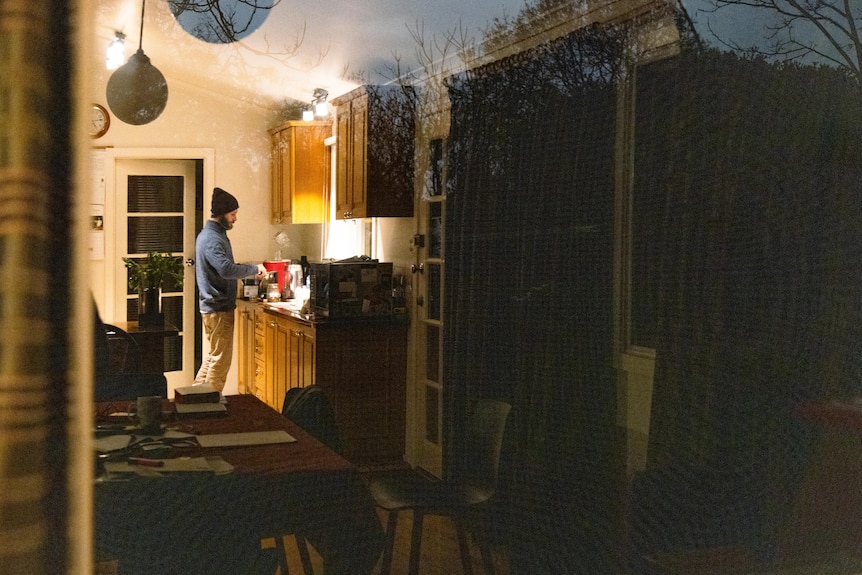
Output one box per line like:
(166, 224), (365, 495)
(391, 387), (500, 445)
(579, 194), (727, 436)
(254, 309), (265, 335)
(253, 358), (266, 402)
(254, 333), (266, 360)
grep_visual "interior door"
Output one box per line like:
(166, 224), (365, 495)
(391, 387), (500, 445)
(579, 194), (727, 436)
(114, 159), (197, 395)
(413, 137), (446, 478)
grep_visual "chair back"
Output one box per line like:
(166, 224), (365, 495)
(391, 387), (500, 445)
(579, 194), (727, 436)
(459, 399), (512, 499)
(282, 385), (342, 454)
(103, 324), (142, 375)
(93, 309), (167, 401)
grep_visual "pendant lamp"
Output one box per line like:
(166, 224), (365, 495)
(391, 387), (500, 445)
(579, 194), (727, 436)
(106, 0), (168, 125)
(168, 0), (274, 44)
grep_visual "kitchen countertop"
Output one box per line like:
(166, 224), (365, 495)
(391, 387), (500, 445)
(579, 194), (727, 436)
(238, 299), (408, 326)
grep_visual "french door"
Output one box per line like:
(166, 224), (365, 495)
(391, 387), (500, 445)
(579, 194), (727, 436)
(113, 159), (197, 394)
(413, 137), (446, 477)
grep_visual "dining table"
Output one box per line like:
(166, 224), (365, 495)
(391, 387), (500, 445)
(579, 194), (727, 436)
(94, 393), (384, 575)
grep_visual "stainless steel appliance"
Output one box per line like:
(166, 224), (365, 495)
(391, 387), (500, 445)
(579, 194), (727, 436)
(286, 264), (304, 299)
(309, 259), (394, 317)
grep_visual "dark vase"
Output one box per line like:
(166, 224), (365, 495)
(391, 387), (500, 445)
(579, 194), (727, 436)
(139, 286), (164, 326)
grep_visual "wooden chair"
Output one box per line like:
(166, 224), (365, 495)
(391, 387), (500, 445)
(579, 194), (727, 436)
(94, 316), (166, 401)
(367, 399), (512, 575)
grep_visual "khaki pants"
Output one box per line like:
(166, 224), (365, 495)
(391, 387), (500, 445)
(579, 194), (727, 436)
(194, 310), (234, 391)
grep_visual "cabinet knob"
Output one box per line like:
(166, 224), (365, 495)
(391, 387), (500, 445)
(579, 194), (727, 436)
(294, 330), (302, 337)
(269, 321), (277, 327)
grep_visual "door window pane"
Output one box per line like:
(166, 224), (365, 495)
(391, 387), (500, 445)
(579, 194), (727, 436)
(427, 263), (441, 321)
(425, 384), (440, 444)
(128, 175), (183, 212)
(428, 139), (444, 197)
(428, 202), (442, 259)
(128, 216), (183, 254)
(425, 324), (439, 382)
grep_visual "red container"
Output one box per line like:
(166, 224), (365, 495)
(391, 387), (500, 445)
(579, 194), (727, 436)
(263, 260), (290, 294)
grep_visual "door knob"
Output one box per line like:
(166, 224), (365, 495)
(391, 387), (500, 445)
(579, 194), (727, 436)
(185, 258), (195, 266)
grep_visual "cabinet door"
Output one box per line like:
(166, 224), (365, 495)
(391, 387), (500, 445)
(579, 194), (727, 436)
(272, 317), (293, 411)
(236, 305), (254, 394)
(287, 320), (316, 390)
(349, 96), (368, 218)
(270, 129), (290, 223)
(335, 95), (368, 220)
(333, 86), (413, 220)
(299, 326), (315, 388)
(318, 323), (406, 462)
(335, 108), (352, 218)
(290, 123), (331, 223)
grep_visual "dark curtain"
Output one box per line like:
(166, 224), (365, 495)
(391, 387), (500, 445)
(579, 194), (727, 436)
(635, 51), (862, 561)
(444, 25), (625, 574)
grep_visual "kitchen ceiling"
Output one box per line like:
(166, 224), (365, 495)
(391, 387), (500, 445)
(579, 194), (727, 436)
(94, 0), (529, 108)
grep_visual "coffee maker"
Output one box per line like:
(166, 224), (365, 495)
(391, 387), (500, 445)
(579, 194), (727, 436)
(262, 271), (281, 301)
(263, 260), (290, 297)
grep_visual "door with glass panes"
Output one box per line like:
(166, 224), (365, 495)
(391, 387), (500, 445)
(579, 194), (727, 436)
(113, 159), (197, 394)
(414, 138), (446, 477)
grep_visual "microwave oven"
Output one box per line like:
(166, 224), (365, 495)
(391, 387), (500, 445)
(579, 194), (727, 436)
(309, 260), (394, 317)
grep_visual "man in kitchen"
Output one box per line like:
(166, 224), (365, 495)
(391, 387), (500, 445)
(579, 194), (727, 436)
(194, 187), (266, 391)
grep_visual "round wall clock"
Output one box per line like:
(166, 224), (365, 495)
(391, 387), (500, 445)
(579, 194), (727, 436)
(90, 103), (110, 138)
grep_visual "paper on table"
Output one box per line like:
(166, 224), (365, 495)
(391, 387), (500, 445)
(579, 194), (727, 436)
(103, 456), (234, 475)
(196, 430), (296, 448)
(95, 435), (132, 452)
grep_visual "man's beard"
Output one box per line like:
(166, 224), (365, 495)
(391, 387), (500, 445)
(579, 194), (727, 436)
(217, 214), (233, 230)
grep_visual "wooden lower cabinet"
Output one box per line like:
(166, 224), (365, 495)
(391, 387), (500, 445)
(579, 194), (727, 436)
(236, 301), (268, 403)
(236, 302), (407, 464)
(236, 303), (255, 395)
(315, 320), (407, 464)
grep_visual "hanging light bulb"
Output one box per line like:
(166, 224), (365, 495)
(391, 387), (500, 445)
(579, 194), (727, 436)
(106, 31), (126, 70)
(106, 0), (168, 125)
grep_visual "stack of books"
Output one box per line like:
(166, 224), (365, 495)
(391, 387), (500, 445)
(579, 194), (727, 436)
(174, 384), (227, 415)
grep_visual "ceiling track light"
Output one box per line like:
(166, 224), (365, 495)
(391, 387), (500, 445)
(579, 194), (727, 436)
(311, 88), (328, 118)
(106, 31), (126, 70)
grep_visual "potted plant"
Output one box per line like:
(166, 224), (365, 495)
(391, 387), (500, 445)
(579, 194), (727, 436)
(122, 251), (185, 326)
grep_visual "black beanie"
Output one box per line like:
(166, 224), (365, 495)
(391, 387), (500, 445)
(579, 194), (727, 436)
(211, 187), (239, 216)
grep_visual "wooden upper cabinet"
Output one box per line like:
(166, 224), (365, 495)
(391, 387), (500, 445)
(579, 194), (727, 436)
(332, 85), (415, 220)
(268, 120), (332, 224)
